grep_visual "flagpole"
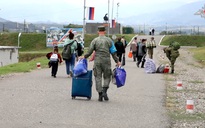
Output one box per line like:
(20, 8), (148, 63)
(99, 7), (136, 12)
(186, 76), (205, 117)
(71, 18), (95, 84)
(116, 2), (119, 23)
(83, 0), (86, 40)
(111, 0), (114, 34)
(112, 0), (114, 20)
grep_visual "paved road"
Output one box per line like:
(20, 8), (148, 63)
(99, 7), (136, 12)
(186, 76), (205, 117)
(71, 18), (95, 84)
(0, 35), (170, 128)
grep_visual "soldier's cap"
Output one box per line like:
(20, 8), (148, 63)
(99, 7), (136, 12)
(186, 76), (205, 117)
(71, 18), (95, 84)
(98, 26), (106, 31)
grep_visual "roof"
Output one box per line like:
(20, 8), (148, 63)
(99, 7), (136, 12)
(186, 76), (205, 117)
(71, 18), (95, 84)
(0, 46), (21, 49)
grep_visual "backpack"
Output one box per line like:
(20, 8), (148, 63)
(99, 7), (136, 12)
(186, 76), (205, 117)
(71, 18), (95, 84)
(62, 41), (75, 60)
(46, 52), (52, 59)
(146, 40), (156, 48)
(156, 64), (165, 73)
(76, 42), (84, 56)
(50, 53), (58, 61)
(172, 42), (180, 50)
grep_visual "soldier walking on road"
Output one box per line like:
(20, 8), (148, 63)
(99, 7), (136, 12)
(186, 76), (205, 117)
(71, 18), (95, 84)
(81, 26), (121, 102)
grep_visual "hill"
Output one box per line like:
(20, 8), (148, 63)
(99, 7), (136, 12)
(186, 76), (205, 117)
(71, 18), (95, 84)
(0, 18), (64, 33)
(121, 1), (205, 26)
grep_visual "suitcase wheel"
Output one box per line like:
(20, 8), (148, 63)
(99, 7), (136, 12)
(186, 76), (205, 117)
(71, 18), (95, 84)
(87, 97), (91, 100)
(72, 96), (76, 99)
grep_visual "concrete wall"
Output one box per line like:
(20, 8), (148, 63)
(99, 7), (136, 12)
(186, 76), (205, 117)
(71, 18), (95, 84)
(86, 22), (121, 34)
(0, 46), (19, 67)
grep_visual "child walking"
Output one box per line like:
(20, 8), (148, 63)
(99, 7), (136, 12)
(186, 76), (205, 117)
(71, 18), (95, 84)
(47, 47), (63, 78)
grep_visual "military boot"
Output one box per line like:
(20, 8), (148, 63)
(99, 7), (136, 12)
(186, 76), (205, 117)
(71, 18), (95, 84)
(98, 92), (103, 102)
(102, 87), (109, 101)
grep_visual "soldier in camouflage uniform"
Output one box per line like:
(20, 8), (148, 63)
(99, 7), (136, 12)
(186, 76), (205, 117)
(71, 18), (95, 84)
(82, 26), (121, 102)
(163, 42), (180, 74)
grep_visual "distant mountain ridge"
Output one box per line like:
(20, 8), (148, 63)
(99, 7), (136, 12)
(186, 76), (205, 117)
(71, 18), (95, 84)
(0, 17), (10, 22)
(0, 17), (64, 32)
(120, 1), (205, 26)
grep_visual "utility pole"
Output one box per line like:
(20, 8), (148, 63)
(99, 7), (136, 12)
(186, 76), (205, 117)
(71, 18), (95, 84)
(83, 0), (86, 40)
(111, 0), (114, 34)
(24, 19), (26, 33)
(3, 23), (5, 32)
(116, 3), (119, 23)
(108, 0), (110, 36)
(111, 0), (114, 20)
(144, 23), (145, 34)
(180, 26), (181, 34)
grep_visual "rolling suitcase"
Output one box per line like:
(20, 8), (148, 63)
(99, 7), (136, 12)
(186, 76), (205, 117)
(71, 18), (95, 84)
(71, 70), (92, 100)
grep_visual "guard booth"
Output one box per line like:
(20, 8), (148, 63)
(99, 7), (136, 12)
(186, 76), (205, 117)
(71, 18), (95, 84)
(0, 46), (20, 67)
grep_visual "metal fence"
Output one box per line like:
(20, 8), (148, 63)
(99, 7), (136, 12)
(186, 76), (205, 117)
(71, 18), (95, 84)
(1, 21), (205, 35)
(129, 24), (205, 35)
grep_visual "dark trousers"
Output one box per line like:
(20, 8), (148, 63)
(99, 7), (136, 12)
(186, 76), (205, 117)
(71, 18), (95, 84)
(132, 51), (137, 61)
(117, 53), (123, 62)
(51, 61), (58, 76)
(137, 55), (146, 67)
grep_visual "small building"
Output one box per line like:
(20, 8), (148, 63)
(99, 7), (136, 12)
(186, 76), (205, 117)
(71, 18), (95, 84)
(0, 46), (20, 67)
(86, 22), (121, 34)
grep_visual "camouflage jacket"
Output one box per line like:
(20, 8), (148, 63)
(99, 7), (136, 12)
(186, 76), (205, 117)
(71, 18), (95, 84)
(84, 35), (119, 63)
(164, 47), (180, 58)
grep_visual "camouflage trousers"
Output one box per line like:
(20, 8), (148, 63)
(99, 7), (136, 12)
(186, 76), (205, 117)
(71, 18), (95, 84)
(164, 48), (179, 71)
(93, 61), (112, 93)
(168, 53), (179, 71)
(147, 48), (154, 59)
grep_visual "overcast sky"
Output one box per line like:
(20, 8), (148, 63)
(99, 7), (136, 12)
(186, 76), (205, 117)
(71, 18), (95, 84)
(0, 0), (203, 24)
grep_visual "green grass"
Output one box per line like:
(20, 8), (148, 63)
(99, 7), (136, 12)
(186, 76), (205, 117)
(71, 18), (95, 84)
(169, 111), (205, 121)
(188, 80), (204, 84)
(161, 35), (205, 47)
(0, 33), (135, 50)
(189, 47), (205, 66)
(19, 52), (48, 62)
(0, 57), (49, 76)
(0, 33), (48, 51)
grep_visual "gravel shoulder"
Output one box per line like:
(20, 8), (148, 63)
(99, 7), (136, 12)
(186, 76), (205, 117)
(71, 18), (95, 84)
(156, 45), (205, 127)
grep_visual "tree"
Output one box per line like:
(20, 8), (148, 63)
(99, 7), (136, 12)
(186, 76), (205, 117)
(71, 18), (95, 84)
(122, 27), (134, 34)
